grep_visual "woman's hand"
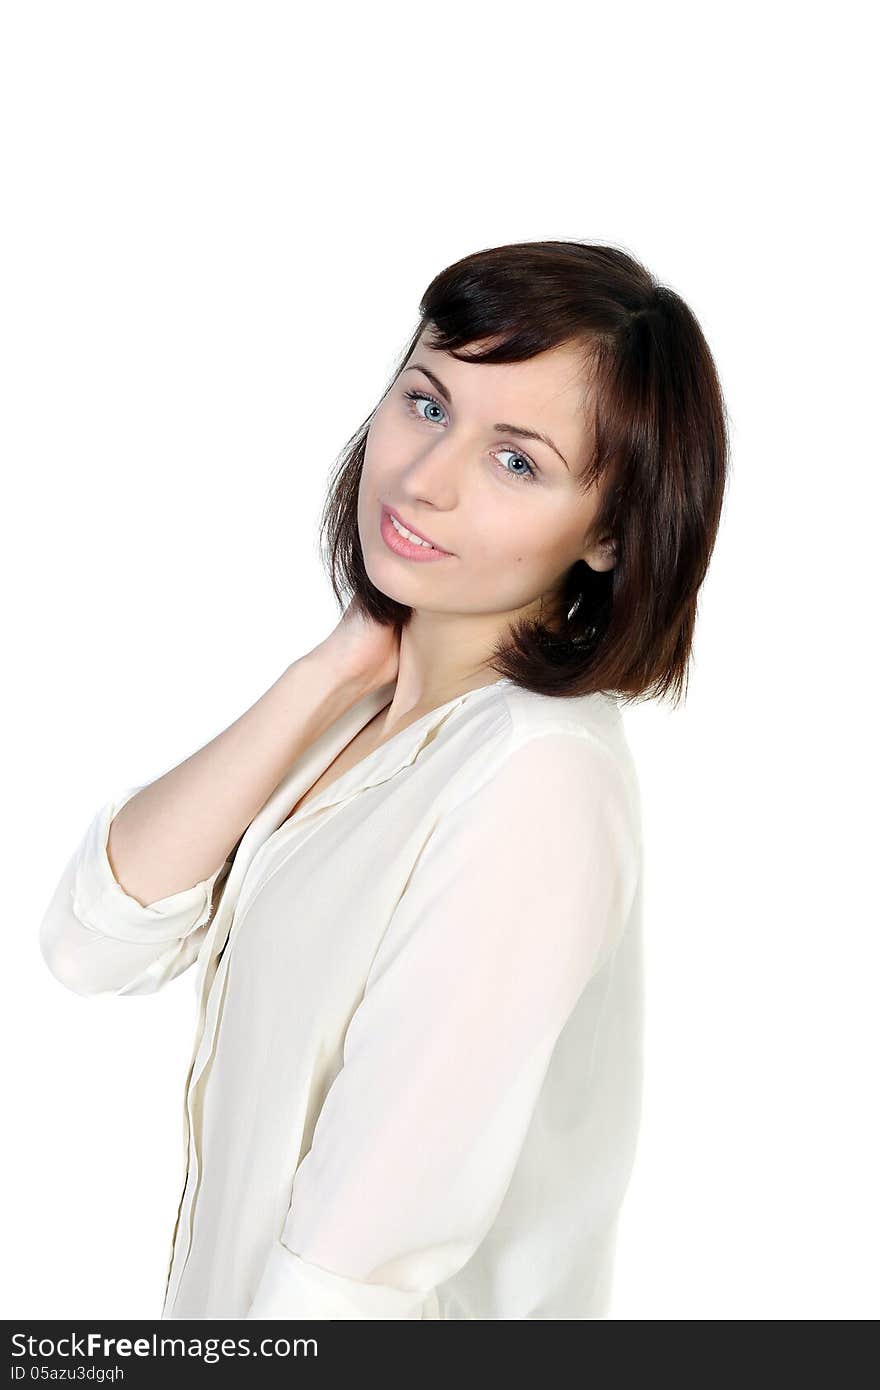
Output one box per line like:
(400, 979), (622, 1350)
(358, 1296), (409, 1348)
(306, 599), (401, 694)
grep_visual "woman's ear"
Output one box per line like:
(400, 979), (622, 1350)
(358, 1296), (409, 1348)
(583, 536), (617, 573)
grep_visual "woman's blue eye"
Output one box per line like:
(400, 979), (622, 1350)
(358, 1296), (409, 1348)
(494, 448), (536, 481)
(404, 388), (446, 426)
(401, 388), (538, 483)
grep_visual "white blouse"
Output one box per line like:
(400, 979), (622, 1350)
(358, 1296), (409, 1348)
(39, 676), (644, 1320)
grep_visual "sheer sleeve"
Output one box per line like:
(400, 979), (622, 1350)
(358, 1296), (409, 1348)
(38, 785), (231, 997)
(245, 729), (641, 1320)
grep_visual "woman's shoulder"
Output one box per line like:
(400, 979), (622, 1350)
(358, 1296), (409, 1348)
(498, 677), (622, 736)
(445, 677), (639, 811)
(473, 677), (628, 760)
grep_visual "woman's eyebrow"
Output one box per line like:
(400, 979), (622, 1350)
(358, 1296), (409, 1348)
(404, 362), (570, 471)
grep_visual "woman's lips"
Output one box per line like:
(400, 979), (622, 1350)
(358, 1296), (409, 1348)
(379, 505), (454, 562)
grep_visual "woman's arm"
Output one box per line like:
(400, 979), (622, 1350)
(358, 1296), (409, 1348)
(106, 654), (375, 907)
(38, 650), (378, 997)
(38, 809), (233, 997)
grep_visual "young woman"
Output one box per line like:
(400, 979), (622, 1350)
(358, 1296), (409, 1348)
(39, 240), (728, 1321)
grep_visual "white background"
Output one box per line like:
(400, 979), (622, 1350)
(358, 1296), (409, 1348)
(2, 1), (876, 1320)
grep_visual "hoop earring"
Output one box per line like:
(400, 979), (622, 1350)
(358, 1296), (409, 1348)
(566, 592), (583, 623)
(566, 589), (600, 648)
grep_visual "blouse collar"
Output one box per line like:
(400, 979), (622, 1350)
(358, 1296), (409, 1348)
(241, 676), (511, 859)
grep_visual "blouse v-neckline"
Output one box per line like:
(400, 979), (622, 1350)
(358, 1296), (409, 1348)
(257, 675), (512, 858)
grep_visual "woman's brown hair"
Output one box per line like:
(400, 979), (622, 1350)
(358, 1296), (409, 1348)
(320, 240), (729, 708)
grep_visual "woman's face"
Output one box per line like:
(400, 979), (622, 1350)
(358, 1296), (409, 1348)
(358, 331), (615, 630)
